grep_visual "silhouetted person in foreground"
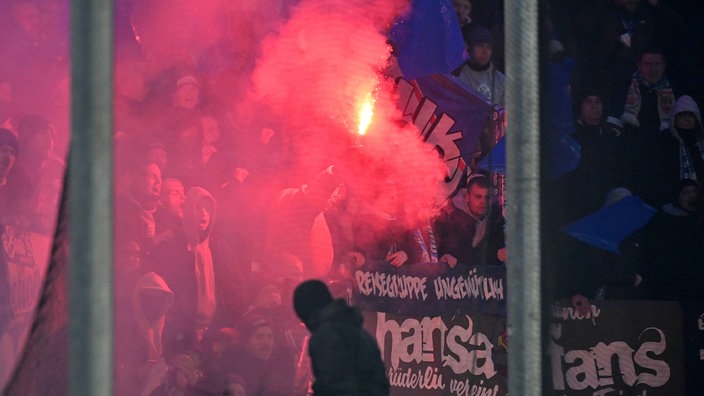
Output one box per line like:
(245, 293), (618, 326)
(293, 280), (389, 396)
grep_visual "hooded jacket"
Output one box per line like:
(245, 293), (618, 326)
(133, 272), (175, 361)
(306, 299), (389, 396)
(152, 187), (219, 329)
(670, 95), (704, 181)
(184, 187), (217, 325)
(114, 272), (174, 395)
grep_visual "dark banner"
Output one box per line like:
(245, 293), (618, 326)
(0, 224), (52, 319)
(0, 224), (52, 386)
(2, 190), (69, 395)
(548, 300), (686, 396)
(354, 263), (694, 396)
(353, 261), (506, 317)
(363, 311), (508, 396)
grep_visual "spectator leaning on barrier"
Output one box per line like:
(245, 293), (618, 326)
(436, 173), (506, 267)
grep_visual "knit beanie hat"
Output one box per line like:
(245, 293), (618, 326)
(293, 280), (333, 326)
(673, 178), (700, 213)
(573, 87), (604, 111)
(674, 178), (699, 200)
(0, 128), (18, 153)
(462, 24), (493, 47)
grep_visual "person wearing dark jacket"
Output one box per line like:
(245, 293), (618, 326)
(293, 280), (389, 396)
(435, 173), (506, 266)
(266, 166), (342, 279)
(550, 89), (626, 224)
(638, 179), (704, 396)
(573, 0), (685, 108)
(639, 178), (704, 301)
(151, 187), (220, 357)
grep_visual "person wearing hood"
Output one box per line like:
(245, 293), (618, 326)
(293, 280), (389, 396)
(670, 95), (704, 183)
(151, 186), (220, 356)
(115, 272), (175, 395)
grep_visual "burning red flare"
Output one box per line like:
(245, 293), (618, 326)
(357, 94), (374, 136)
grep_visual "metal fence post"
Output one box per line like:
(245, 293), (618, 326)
(505, 1), (542, 395)
(69, 0), (114, 394)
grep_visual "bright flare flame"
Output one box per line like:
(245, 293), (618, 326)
(357, 95), (374, 136)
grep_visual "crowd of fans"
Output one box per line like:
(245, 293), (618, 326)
(525, 2), (704, 392)
(448, 0), (704, 305)
(0, 0), (703, 395)
(0, 1), (505, 394)
(530, 0), (704, 305)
